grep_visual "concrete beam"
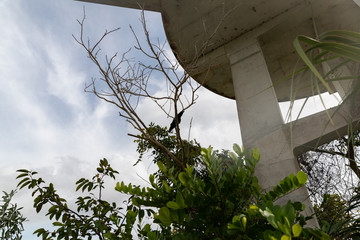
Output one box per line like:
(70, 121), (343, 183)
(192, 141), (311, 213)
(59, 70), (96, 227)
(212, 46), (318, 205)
(292, 91), (360, 156)
(75, 0), (161, 12)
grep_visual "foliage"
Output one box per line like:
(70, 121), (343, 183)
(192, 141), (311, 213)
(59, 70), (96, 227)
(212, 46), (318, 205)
(0, 189), (26, 240)
(134, 123), (202, 178)
(314, 194), (351, 228)
(292, 30), (360, 238)
(311, 188), (360, 240)
(17, 126), (332, 239)
(293, 31), (360, 184)
(293, 30), (360, 96)
(335, 186), (360, 239)
(117, 141), (329, 240)
(16, 158), (139, 240)
(297, 130), (360, 239)
(299, 142), (360, 240)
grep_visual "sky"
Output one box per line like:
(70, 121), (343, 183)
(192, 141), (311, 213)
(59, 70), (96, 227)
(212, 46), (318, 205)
(0, 0), (342, 238)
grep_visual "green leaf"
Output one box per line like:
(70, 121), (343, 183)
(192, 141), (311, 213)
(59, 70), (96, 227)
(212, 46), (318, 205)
(296, 171), (307, 185)
(227, 223), (241, 230)
(166, 201), (180, 209)
(281, 235), (291, 240)
(16, 173), (29, 179)
(282, 202), (295, 225)
(292, 202), (305, 211)
(176, 192), (186, 208)
(149, 174), (155, 184)
(276, 221), (289, 235)
(178, 172), (189, 185)
(290, 174), (300, 186)
(241, 216), (247, 229)
(162, 180), (171, 193)
(158, 207), (171, 225)
(229, 152), (238, 161)
(157, 161), (167, 173)
(233, 143), (242, 156)
(35, 204), (43, 213)
(115, 182), (121, 192)
(249, 205), (259, 210)
(284, 177), (294, 190)
(253, 147), (260, 160)
(293, 36), (332, 93)
(17, 178), (30, 188)
(19, 180), (31, 190)
(53, 222), (63, 227)
(260, 208), (277, 229)
(292, 224), (302, 237)
(147, 231), (157, 240)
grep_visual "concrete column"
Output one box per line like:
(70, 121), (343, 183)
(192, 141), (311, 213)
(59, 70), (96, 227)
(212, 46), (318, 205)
(227, 42), (284, 149)
(227, 40), (318, 227)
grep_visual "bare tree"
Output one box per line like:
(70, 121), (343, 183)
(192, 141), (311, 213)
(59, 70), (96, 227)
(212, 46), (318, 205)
(298, 131), (360, 204)
(72, 10), (216, 170)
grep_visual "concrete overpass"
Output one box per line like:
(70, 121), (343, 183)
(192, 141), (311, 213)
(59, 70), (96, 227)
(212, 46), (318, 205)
(77, 0), (360, 227)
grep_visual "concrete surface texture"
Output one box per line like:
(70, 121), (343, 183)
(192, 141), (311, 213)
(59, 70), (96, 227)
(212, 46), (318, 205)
(77, 0), (360, 227)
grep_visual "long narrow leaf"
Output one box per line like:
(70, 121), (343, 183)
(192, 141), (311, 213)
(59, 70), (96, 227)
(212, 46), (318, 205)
(293, 36), (333, 93)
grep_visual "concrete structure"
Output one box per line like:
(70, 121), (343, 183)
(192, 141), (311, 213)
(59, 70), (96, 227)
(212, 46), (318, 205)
(78, 0), (360, 227)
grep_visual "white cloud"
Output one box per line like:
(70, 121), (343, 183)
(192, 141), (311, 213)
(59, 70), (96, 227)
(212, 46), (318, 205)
(0, 1), (150, 236)
(185, 88), (241, 150)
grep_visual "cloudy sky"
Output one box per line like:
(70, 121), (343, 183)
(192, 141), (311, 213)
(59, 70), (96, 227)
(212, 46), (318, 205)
(0, 0), (243, 237)
(0, 0), (342, 238)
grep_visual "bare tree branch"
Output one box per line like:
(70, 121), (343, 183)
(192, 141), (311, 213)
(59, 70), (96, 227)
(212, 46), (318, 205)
(73, 9), (221, 169)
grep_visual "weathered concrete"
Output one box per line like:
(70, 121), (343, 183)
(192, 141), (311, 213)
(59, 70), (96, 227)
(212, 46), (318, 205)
(76, 0), (360, 101)
(76, 0), (161, 11)
(227, 39), (319, 227)
(227, 41), (284, 148)
(292, 83), (360, 156)
(160, 0), (360, 102)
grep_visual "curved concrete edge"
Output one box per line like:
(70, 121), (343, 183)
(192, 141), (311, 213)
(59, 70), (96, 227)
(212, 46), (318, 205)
(75, 0), (161, 12)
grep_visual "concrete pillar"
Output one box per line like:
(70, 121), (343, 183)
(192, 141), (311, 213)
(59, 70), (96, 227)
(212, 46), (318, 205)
(227, 40), (318, 227)
(227, 42), (284, 149)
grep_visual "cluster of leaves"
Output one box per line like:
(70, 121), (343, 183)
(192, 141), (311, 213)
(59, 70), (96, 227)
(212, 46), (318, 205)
(313, 194), (353, 239)
(0, 190), (26, 240)
(117, 142), (330, 240)
(16, 158), (137, 240)
(313, 188), (360, 240)
(135, 123), (202, 176)
(293, 30), (360, 97)
(314, 194), (351, 228)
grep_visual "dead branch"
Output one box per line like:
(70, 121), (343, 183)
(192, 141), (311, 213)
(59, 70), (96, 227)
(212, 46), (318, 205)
(73, 9), (220, 169)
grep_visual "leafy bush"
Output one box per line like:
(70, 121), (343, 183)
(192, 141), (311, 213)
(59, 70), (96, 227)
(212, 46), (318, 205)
(116, 144), (329, 240)
(16, 126), (332, 239)
(0, 190), (26, 240)
(17, 159), (137, 239)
